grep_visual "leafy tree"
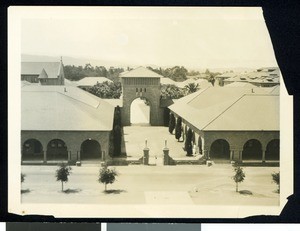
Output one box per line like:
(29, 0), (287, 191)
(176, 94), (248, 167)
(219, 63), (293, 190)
(64, 64), (124, 82)
(21, 173), (25, 183)
(161, 84), (185, 99)
(87, 81), (122, 99)
(168, 113), (176, 134)
(185, 82), (199, 94)
(232, 164), (245, 192)
(272, 172), (280, 193)
(187, 70), (200, 76)
(98, 165), (118, 192)
(185, 128), (193, 156)
(208, 75), (215, 86)
(175, 117), (182, 141)
(205, 68), (210, 75)
(55, 163), (72, 192)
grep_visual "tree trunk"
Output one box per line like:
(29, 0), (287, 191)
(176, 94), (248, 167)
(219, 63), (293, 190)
(62, 181), (64, 192)
(236, 182), (238, 192)
(105, 183), (107, 192)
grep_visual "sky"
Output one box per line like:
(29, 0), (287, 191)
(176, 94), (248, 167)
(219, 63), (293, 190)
(21, 7), (278, 69)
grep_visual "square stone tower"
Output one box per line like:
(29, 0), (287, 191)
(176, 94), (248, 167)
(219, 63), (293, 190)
(120, 66), (165, 126)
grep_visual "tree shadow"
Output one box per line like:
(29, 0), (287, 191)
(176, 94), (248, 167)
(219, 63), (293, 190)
(104, 189), (127, 194)
(239, 190), (253, 195)
(63, 188), (82, 194)
(21, 189), (30, 194)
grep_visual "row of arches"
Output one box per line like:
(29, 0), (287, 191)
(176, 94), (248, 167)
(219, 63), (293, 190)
(22, 139), (102, 161)
(209, 139), (279, 161)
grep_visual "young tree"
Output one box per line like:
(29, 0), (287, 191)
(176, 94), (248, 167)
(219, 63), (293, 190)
(185, 128), (193, 156)
(232, 164), (245, 192)
(272, 172), (280, 193)
(55, 163), (72, 192)
(168, 113), (176, 134)
(175, 117), (182, 141)
(98, 165), (118, 192)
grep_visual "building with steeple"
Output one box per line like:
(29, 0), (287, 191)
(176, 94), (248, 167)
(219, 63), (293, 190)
(21, 59), (65, 85)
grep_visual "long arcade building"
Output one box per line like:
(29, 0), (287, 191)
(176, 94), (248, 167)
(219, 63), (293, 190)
(168, 86), (280, 163)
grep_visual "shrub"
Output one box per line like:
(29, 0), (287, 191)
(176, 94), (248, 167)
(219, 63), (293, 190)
(175, 117), (182, 141)
(98, 165), (118, 192)
(168, 113), (176, 134)
(272, 172), (280, 193)
(113, 125), (122, 157)
(232, 164), (245, 192)
(185, 128), (193, 156)
(55, 163), (72, 192)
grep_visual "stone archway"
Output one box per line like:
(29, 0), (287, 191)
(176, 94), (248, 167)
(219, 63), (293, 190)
(81, 139), (102, 160)
(47, 139), (68, 161)
(130, 97), (150, 125)
(242, 139), (262, 161)
(120, 67), (164, 126)
(210, 139), (230, 160)
(22, 139), (43, 161)
(266, 139), (279, 161)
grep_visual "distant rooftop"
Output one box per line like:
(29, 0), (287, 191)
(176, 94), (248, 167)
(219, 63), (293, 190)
(76, 77), (112, 87)
(21, 62), (62, 79)
(120, 66), (163, 78)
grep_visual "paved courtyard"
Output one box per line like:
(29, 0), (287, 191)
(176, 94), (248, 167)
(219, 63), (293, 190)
(123, 126), (190, 160)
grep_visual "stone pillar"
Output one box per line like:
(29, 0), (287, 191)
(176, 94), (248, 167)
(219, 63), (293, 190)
(262, 150), (266, 163)
(43, 150), (47, 164)
(230, 150), (234, 161)
(68, 151), (71, 164)
(239, 149), (243, 163)
(204, 149), (209, 159)
(143, 148), (149, 165)
(77, 151), (81, 161)
(163, 148), (170, 165)
(76, 151), (81, 166)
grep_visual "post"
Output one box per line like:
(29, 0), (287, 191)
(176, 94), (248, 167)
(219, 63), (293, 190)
(163, 147), (170, 165)
(143, 148), (149, 165)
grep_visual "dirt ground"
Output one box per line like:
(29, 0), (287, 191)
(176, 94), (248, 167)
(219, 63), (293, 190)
(21, 164), (279, 206)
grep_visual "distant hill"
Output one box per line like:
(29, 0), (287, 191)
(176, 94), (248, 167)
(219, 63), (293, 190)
(21, 54), (258, 74)
(21, 54), (131, 68)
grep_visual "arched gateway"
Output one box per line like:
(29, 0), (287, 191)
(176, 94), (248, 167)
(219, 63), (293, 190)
(120, 67), (165, 126)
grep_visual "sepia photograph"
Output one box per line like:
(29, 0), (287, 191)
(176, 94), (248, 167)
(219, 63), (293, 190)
(8, 6), (293, 218)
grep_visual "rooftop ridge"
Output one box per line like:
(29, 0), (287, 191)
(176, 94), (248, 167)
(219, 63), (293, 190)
(202, 94), (246, 130)
(186, 86), (211, 104)
(56, 90), (101, 109)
